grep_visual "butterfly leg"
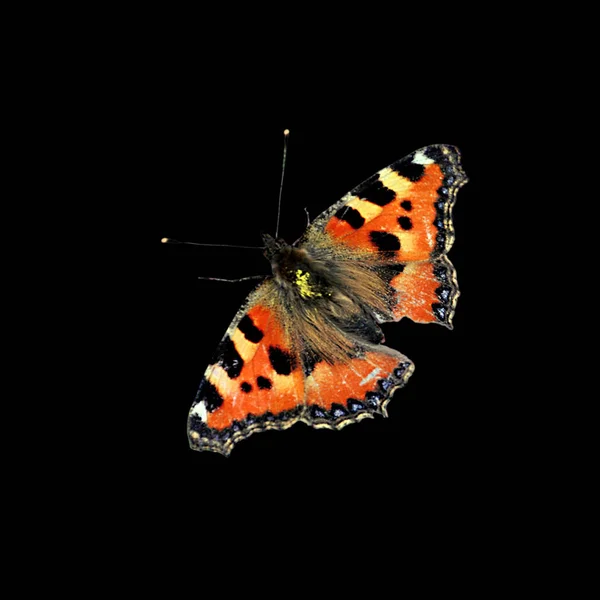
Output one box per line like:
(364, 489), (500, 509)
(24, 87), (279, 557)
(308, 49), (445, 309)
(291, 208), (312, 246)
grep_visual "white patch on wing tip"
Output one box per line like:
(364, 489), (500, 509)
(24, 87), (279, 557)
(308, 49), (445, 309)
(191, 401), (208, 422)
(360, 367), (381, 386)
(412, 150), (434, 165)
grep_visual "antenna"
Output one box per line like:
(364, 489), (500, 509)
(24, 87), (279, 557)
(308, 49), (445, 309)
(161, 238), (262, 250)
(274, 129), (290, 238)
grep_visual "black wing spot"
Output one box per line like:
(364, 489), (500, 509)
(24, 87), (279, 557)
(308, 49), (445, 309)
(398, 216), (413, 230)
(365, 391), (381, 408)
(436, 231), (446, 250)
(370, 231), (401, 253)
(310, 405), (327, 419)
(188, 414), (210, 437)
(432, 303), (447, 322)
(330, 403), (348, 418)
(301, 351), (323, 376)
(335, 206), (365, 229)
(400, 200), (412, 211)
(240, 381), (252, 393)
(394, 362), (411, 379)
(197, 379), (224, 412)
(424, 146), (446, 162)
(433, 264), (448, 282)
(217, 336), (244, 378)
(384, 263), (405, 279)
(356, 179), (396, 206)
(436, 285), (452, 303)
(347, 398), (366, 413)
(394, 161), (425, 182)
(378, 378), (392, 393)
(257, 376), (272, 390)
(238, 314), (264, 343)
(268, 346), (297, 376)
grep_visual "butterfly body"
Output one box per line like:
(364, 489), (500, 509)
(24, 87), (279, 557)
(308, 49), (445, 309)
(263, 234), (334, 302)
(188, 145), (467, 455)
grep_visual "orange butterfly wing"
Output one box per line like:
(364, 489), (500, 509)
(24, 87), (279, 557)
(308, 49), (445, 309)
(304, 347), (414, 428)
(188, 145), (467, 456)
(308, 144), (466, 327)
(188, 282), (414, 455)
(188, 281), (305, 456)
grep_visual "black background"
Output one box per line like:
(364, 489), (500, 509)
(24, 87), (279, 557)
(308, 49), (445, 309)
(28, 7), (568, 581)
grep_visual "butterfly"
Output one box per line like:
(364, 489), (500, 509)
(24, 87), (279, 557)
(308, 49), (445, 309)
(187, 144), (467, 456)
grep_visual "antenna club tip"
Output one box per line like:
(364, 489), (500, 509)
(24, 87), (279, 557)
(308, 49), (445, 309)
(161, 237), (169, 243)
(283, 129), (290, 136)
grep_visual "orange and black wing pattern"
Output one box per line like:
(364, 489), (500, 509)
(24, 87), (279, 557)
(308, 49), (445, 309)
(188, 145), (467, 456)
(188, 281), (306, 456)
(303, 345), (414, 431)
(187, 283), (415, 455)
(307, 144), (467, 327)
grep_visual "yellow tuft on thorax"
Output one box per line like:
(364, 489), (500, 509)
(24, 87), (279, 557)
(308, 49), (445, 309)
(294, 269), (322, 298)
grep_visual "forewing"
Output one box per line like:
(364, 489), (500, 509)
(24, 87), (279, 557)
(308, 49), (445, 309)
(304, 145), (467, 327)
(188, 280), (305, 456)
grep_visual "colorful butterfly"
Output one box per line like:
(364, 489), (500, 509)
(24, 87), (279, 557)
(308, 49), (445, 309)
(187, 144), (467, 455)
